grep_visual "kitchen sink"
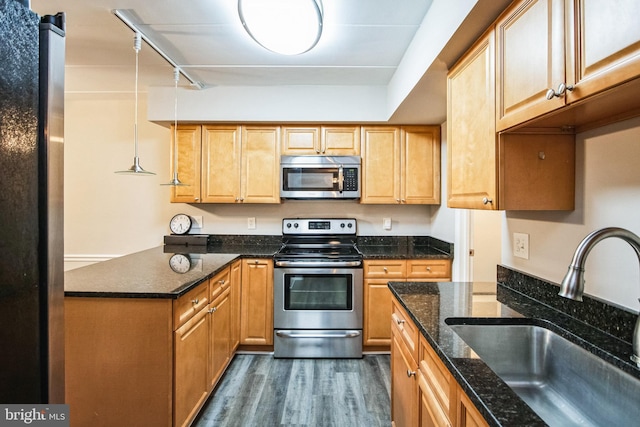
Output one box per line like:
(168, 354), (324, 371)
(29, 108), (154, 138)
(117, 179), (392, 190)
(446, 320), (640, 427)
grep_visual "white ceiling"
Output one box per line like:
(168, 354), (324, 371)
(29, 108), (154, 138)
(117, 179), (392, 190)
(30, 0), (511, 124)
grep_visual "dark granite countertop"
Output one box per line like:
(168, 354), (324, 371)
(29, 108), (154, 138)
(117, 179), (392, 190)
(65, 235), (452, 299)
(388, 266), (640, 427)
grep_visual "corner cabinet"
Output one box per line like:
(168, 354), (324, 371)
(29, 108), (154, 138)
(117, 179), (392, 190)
(447, 28), (575, 211)
(363, 259), (451, 350)
(361, 126), (440, 205)
(170, 125), (280, 204)
(281, 125), (361, 155)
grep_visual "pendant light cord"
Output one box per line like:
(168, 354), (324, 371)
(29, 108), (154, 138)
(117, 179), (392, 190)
(133, 32), (141, 158)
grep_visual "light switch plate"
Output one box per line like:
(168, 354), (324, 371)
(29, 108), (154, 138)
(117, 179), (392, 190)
(383, 217), (392, 230)
(248, 217), (256, 230)
(513, 232), (529, 259)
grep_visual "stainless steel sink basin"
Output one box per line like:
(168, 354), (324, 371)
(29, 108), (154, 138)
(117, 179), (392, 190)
(447, 321), (640, 427)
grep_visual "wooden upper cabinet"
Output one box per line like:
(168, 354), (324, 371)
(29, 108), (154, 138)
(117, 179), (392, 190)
(496, 0), (566, 131)
(361, 126), (440, 205)
(241, 126), (281, 204)
(201, 125), (241, 203)
(170, 124), (202, 203)
(448, 29), (498, 210)
(566, 0), (640, 102)
(497, 0), (640, 131)
(361, 126), (401, 204)
(281, 125), (360, 155)
(402, 126), (440, 205)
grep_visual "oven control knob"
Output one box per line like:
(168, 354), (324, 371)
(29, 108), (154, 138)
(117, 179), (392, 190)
(347, 223), (353, 228)
(286, 223), (292, 228)
(294, 223), (299, 228)
(340, 223), (345, 228)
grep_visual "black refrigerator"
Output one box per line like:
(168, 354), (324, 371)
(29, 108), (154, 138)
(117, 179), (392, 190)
(0, 0), (65, 403)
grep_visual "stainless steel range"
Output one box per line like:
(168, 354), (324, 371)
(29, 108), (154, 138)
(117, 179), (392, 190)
(273, 218), (363, 358)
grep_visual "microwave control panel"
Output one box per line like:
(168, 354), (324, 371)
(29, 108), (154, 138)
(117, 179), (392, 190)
(343, 168), (358, 191)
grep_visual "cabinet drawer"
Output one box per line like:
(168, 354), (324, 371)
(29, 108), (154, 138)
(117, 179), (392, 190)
(391, 299), (418, 361)
(406, 259), (451, 280)
(210, 266), (231, 301)
(419, 335), (454, 424)
(363, 259), (406, 278)
(173, 281), (209, 330)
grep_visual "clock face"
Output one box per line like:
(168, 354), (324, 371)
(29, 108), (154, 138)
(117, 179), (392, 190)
(170, 214), (192, 235)
(169, 253), (192, 273)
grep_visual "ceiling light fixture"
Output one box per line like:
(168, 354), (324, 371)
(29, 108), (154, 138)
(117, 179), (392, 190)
(238, 0), (323, 55)
(161, 68), (187, 187)
(115, 32), (155, 176)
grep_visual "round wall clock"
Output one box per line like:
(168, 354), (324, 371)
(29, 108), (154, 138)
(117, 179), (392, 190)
(169, 213), (192, 235)
(169, 253), (192, 273)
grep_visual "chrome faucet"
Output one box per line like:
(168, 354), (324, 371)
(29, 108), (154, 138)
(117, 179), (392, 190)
(559, 227), (640, 368)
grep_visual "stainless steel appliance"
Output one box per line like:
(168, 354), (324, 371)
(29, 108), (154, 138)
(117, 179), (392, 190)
(280, 155), (361, 199)
(0, 4), (65, 403)
(274, 218), (363, 358)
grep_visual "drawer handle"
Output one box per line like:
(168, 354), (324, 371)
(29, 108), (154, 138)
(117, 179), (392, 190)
(218, 280), (226, 285)
(426, 267), (431, 272)
(191, 299), (199, 305)
(407, 370), (416, 378)
(209, 307), (217, 313)
(396, 319), (405, 325)
(383, 267), (388, 273)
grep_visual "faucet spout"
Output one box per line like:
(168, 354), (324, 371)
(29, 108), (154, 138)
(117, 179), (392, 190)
(559, 227), (640, 368)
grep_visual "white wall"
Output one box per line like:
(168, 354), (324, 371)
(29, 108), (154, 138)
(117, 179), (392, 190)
(502, 117), (640, 311)
(64, 92), (437, 269)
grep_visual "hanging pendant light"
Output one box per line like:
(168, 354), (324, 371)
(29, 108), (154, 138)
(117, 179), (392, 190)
(115, 32), (155, 175)
(162, 68), (187, 186)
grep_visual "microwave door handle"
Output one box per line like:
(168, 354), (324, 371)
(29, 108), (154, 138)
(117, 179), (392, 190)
(338, 165), (344, 192)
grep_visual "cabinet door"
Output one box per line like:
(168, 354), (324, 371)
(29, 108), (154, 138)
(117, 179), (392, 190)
(171, 125), (202, 203)
(230, 259), (242, 352)
(240, 259), (274, 345)
(174, 308), (209, 427)
(363, 279), (393, 347)
(201, 125), (242, 203)
(209, 289), (231, 389)
(567, 0), (640, 102)
(391, 332), (418, 427)
(241, 126), (281, 203)
(447, 29), (498, 210)
(401, 126), (440, 205)
(496, 0), (566, 131)
(281, 126), (320, 155)
(361, 126), (401, 204)
(458, 390), (489, 427)
(321, 125), (360, 155)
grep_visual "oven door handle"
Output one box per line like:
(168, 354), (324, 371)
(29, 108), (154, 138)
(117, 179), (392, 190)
(275, 330), (361, 339)
(274, 260), (362, 267)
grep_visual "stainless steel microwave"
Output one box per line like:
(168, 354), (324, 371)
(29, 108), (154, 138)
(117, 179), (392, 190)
(280, 155), (361, 199)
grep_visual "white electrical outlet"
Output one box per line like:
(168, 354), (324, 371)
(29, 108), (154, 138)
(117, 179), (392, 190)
(513, 232), (529, 259)
(191, 215), (203, 229)
(383, 217), (392, 230)
(247, 217), (256, 230)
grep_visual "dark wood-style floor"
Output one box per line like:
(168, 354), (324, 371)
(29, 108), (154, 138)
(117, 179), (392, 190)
(194, 354), (391, 426)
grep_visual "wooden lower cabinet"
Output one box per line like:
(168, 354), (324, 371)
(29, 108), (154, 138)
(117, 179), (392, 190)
(65, 264), (242, 427)
(230, 259), (242, 351)
(364, 259), (451, 349)
(240, 258), (274, 346)
(391, 295), (489, 427)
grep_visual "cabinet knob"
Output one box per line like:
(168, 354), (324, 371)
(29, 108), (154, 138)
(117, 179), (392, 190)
(482, 197), (493, 205)
(396, 319), (405, 325)
(401, 199), (406, 203)
(219, 280), (226, 285)
(396, 199), (401, 203)
(546, 82), (574, 100)
(406, 370), (416, 378)
(383, 267), (388, 273)
(191, 299), (199, 305)
(239, 197), (244, 202)
(194, 197), (200, 201)
(426, 267), (431, 272)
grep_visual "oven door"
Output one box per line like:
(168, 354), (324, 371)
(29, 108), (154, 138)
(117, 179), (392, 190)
(274, 267), (363, 330)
